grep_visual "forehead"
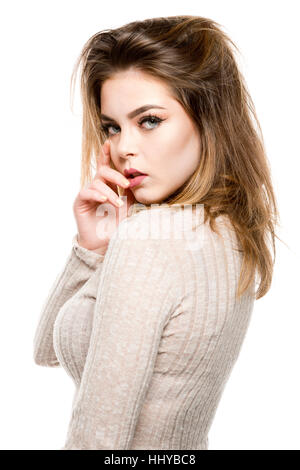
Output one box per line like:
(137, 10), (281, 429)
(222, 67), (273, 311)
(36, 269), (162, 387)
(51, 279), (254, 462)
(100, 69), (175, 108)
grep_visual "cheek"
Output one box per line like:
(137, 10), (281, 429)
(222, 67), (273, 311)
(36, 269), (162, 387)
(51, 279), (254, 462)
(160, 119), (197, 157)
(149, 124), (187, 168)
(165, 133), (199, 174)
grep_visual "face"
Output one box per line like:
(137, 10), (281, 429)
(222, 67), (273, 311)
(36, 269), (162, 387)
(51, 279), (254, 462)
(100, 68), (201, 205)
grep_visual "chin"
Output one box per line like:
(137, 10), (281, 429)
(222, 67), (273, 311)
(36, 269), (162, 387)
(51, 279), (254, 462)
(132, 192), (160, 206)
(132, 184), (173, 206)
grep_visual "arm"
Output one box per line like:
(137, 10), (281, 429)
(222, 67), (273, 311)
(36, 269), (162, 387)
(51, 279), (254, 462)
(61, 220), (179, 450)
(33, 234), (105, 367)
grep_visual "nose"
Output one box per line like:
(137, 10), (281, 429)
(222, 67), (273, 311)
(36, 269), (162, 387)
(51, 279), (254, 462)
(116, 126), (139, 160)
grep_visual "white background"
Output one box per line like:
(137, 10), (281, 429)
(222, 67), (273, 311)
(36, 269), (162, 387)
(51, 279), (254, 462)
(0, 0), (299, 450)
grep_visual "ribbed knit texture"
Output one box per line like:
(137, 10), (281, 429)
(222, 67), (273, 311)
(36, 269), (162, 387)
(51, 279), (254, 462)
(33, 204), (255, 450)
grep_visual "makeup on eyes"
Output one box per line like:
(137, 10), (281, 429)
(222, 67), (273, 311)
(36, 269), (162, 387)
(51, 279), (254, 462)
(100, 113), (166, 137)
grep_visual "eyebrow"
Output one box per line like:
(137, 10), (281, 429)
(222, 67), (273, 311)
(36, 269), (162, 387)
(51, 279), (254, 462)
(100, 104), (166, 122)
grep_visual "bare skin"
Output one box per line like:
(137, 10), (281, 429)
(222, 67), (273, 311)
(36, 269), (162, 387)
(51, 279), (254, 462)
(73, 68), (201, 255)
(72, 140), (136, 255)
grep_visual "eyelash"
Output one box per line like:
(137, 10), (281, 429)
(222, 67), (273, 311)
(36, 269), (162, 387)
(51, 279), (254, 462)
(100, 114), (165, 137)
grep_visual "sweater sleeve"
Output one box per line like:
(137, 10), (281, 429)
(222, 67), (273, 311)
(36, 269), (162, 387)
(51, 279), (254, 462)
(61, 218), (179, 450)
(33, 234), (105, 367)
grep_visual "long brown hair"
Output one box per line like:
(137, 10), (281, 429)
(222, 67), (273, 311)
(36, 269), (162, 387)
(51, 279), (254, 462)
(70, 15), (282, 301)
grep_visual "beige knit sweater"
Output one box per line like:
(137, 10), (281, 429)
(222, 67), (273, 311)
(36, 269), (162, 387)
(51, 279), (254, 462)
(33, 203), (255, 450)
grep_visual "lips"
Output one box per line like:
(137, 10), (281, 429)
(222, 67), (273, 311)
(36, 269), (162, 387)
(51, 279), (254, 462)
(124, 167), (147, 178)
(128, 172), (144, 179)
(128, 174), (147, 188)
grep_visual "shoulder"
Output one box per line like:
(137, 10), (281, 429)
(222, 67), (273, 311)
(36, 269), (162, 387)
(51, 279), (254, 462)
(108, 204), (240, 262)
(109, 204), (192, 251)
(108, 208), (180, 259)
(97, 209), (184, 303)
(105, 207), (186, 279)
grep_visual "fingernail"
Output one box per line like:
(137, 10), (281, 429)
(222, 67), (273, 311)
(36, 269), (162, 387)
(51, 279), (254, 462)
(116, 198), (124, 207)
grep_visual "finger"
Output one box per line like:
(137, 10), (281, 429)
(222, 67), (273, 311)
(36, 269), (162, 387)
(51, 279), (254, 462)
(79, 187), (108, 203)
(91, 179), (124, 208)
(98, 165), (130, 189)
(96, 140), (110, 173)
(96, 140), (120, 192)
(101, 140), (111, 167)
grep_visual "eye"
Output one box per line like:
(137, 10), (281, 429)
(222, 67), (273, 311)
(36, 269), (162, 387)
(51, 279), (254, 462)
(100, 123), (119, 136)
(100, 114), (165, 137)
(139, 114), (163, 130)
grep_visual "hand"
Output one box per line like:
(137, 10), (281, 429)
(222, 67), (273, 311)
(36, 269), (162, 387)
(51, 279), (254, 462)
(72, 140), (136, 254)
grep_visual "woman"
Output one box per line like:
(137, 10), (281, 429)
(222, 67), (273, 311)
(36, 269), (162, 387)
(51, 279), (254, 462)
(33, 15), (280, 450)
